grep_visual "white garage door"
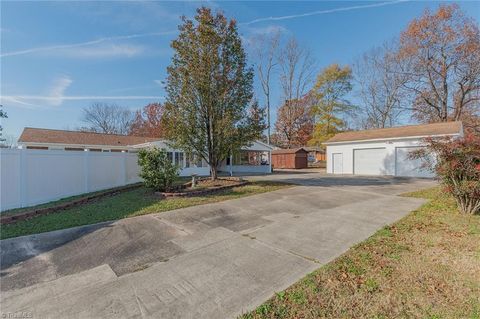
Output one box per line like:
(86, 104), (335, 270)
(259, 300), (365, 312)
(353, 148), (388, 175)
(395, 147), (434, 178)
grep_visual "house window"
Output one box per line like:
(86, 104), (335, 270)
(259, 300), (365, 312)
(26, 146), (48, 150)
(89, 148), (102, 152)
(196, 156), (203, 167)
(167, 152), (173, 163)
(185, 153), (192, 168)
(233, 151), (269, 166)
(185, 153), (207, 167)
(65, 147), (84, 151)
(175, 152), (184, 167)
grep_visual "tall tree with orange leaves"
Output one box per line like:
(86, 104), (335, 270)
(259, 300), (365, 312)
(398, 4), (480, 128)
(130, 103), (165, 138)
(271, 96), (314, 148)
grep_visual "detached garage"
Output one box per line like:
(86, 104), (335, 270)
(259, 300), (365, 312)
(325, 122), (463, 177)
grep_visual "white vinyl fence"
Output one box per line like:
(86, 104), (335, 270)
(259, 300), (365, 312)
(0, 149), (141, 212)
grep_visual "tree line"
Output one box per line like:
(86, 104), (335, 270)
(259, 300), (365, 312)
(82, 4), (479, 151)
(77, 4), (478, 181)
(257, 4), (479, 148)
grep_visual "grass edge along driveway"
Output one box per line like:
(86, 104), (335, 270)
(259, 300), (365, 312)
(241, 187), (480, 319)
(0, 181), (292, 240)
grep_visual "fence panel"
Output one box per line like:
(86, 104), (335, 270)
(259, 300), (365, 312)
(88, 152), (125, 192)
(126, 154), (141, 184)
(25, 150), (86, 207)
(1, 150), (22, 210)
(0, 149), (141, 212)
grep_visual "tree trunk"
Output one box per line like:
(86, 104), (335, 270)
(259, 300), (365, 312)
(210, 164), (218, 180)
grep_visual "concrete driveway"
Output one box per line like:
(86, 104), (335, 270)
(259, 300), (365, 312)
(0, 173), (436, 318)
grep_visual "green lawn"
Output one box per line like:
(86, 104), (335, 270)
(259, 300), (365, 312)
(241, 188), (480, 319)
(0, 181), (291, 240)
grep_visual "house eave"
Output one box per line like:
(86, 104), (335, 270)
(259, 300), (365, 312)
(323, 133), (462, 146)
(18, 141), (137, 150)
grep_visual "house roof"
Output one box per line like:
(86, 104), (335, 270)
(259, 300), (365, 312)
(324, 121), (463, 144)
(18, 127), (159, 147)
(271, 148), (308, 155)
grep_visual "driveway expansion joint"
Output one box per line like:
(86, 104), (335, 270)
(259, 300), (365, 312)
(0, 173), (436, 318)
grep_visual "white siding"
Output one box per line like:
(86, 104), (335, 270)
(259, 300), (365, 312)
(326, 138), (434, 177)
(219, 165), (271, 174)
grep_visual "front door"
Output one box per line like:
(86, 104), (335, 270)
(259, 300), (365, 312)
(332, 153), (343, 174)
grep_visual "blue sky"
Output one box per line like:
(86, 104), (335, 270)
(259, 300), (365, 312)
(1, 0), (479, 141)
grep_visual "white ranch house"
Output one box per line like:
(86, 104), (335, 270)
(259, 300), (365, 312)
(324, 121), (463, 178)
(17, 128), (273, 176)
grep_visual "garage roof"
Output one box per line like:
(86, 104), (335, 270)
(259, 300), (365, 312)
(324, 121), (463, 144)
(18, 127), (159, 146)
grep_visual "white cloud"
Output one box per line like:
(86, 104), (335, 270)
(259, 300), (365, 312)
(1, 74), (165, 108)
(0, 30), (176, 58)
(246, 25), (287, 36)
(58, 43), (145, 58)
(48, 75), (73, 106)
(241, 0), (409, 25)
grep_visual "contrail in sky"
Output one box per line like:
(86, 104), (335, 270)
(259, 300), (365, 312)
(1, 1), (408, 58)
(1, 95), (165, 101)
(0, 31), (176, 58)
(241, 0), (409, 25)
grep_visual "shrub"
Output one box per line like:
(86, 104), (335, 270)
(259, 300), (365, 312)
(137, 147), (179, 191)
(411, 134), (480, 214)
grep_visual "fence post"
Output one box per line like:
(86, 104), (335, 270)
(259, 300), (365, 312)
(19, 148), (27, 208)
(122, 151), (128, 185)
(84, 149), (90, 193)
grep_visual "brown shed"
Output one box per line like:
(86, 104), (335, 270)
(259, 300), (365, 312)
(271, 148), (309, 169)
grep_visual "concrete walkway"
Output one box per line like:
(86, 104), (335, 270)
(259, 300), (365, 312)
(0, 174), (436, 318)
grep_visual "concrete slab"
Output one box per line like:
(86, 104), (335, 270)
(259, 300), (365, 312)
(0, 173), (437, 318)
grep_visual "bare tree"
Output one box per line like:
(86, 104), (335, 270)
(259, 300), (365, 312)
(277, 37), (316, 103)
(252, 31), (281, 144)
(81, 103), (134, 135)
(273, 37), (316, 147)
(0, 104), (7, 143)
(354, 42), (407, 129)
(0, 134), (17, 148)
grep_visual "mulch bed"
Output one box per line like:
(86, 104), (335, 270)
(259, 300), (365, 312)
(0, 183), (143, 225)
(157, 177), (248, 198)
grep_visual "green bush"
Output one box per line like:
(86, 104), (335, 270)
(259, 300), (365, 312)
(137, 147), (179, 191)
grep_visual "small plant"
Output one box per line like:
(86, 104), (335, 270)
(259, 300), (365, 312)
(289, 291), (307, 305)
(275, 291), (286, 301)
(364, 278), (379, 293)
(410, 134), (480, 214)
(255, 303), (271, 316)
(137, 147), (179, 192)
